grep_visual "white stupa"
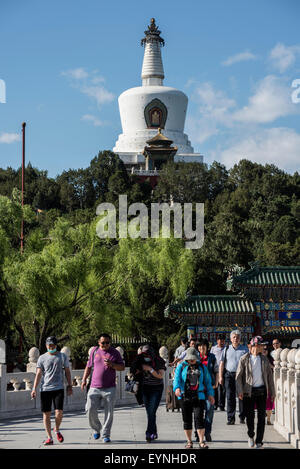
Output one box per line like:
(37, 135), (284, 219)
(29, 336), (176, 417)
(113, 19), (203, 169)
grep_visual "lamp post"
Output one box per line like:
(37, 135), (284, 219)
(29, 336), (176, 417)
(20, 122), (26, 254)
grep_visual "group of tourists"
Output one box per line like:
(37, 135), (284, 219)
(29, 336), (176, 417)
(30, 331), (280, 449)
(31, 334), (166, 446)
(171, 330), (278, 449)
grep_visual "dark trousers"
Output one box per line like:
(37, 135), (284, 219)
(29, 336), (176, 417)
(224, 371), (244, 421)
(243, 387), (267, 444)
(214, 383), (226, 409)
(181, 397), (205, 430)
(193, 398), (214, 436)
(142, 386), (163, 436)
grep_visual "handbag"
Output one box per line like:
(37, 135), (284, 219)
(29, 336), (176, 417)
(125, 378), (139, 394)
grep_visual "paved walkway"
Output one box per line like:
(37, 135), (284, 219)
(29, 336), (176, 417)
(0, 403), (294, 449)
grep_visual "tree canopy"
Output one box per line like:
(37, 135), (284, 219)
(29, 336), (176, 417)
(0, 153), (299, 360)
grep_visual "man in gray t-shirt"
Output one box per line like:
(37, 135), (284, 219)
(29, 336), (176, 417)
(31, 336), (73, 446)
(37, 350), (69, 391)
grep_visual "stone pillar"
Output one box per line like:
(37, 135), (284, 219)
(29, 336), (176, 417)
(273, 348), (281, 427)
(26, 347), (40, 373)
(61, 346), (72, 370)
(159, 346), (169, 364)
(281, 349), (290, 432)
(159, 346), (169, 394)
(0, 340), (6, 411)
(293, 348), (300, 448)
(274, 348), (290, 440)
(287, 349), (297, 437)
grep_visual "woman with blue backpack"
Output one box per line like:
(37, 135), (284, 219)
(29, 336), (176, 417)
(173, 347), (215, 449)
(197, 339), (218, 443)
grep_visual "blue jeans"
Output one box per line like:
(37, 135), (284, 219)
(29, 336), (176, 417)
(204, 399), (214, 436)
(142, 386), (163, 435)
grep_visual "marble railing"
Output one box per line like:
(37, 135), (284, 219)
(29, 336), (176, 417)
(0, 342), (171, 419)
(273, 347), (300, 449)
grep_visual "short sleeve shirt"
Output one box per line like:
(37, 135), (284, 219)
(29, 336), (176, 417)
(87, 346), (124, 389)
(174, 345), (185, 359)
(220, 344), (248, 372)
(37, 352), (69, 392)
(210, 345), (225, 366)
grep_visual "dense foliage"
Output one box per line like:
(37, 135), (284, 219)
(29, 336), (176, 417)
(0, 151), (299, 362)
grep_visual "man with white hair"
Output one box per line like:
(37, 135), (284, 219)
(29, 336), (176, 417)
(219, 330), (248, 425)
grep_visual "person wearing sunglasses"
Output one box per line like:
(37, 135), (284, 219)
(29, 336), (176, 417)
(81, 333), (125, 443)
(270, 339), (282, 359)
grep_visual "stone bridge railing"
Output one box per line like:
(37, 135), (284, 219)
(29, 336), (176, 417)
(273, 347), (300, 449)
(0, 340), (171, 420)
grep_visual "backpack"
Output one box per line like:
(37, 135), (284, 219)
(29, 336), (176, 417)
(182, 361), (206, 397)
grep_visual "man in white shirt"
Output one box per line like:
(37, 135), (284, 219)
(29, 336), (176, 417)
(236, 336), (275, 449)
(174, 337), (188, 360)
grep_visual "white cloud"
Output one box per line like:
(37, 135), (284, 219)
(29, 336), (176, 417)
(91, 76), (106, 84)
(222, 51), (257, 66)
(186, 82), (236, 144)
(220, 127), (300, 173)
(61, 68), (89, 80)
(233, 75), (297, 124)
(0, 132), (21, 144)
(81, 85), (114, 108)
(81, 114), (104, 127)
(269, 43), (300, 73)
(61, 67), (114, 109)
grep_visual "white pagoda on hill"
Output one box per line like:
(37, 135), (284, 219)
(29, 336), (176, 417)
(113, 18), (203, 171)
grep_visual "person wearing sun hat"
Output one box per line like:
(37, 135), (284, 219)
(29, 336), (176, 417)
(173, 347), (215, 449)
(236, 336), (275, 449)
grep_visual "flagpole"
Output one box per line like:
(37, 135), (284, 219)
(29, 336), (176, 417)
(20, 122), (26, 254)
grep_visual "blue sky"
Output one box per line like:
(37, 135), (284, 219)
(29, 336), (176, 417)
(0, 0), (300, 177)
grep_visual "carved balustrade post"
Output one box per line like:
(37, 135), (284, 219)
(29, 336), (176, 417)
(273, 348), (282, 427)
(287, 349), (297, 438)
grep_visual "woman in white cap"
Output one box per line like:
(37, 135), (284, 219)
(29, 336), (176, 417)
(173, 347), (215, 449)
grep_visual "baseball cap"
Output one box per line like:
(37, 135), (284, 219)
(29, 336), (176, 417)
(250, 336), (268, 346)
(46, 336), (57, 345)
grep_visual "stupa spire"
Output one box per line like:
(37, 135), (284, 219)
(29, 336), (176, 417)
(141, 18), (165, 86)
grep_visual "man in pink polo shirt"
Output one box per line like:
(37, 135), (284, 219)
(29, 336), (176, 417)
(81, 333), (125, 443)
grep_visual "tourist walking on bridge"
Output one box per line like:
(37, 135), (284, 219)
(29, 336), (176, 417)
(173, 347), (215, 449)
(236, 336), (275, 448)
(196, 339), (218, 442)
(81, 333), (125, 443)
(31, 336), (73, 446)
(219, 330), (248, 425)
(130, 344), (166, 443)
(210, 334), (226, 411)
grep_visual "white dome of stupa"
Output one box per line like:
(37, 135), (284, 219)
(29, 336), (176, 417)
(113, 19), (203, 167)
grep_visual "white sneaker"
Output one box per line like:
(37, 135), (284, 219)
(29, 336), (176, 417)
(248, 437), (255, 448)
(256, 443), (263, 449)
